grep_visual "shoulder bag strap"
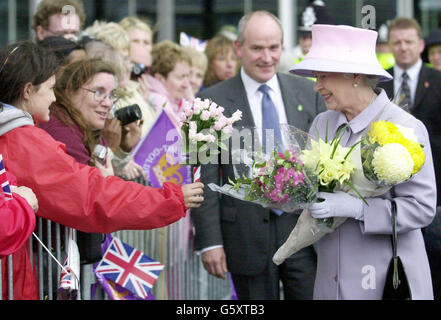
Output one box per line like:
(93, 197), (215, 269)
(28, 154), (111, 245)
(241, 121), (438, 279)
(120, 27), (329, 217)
(390, 200), (399, 289)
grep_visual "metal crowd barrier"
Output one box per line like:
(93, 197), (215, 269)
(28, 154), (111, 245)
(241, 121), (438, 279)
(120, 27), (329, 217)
(1, 216), (232, 300)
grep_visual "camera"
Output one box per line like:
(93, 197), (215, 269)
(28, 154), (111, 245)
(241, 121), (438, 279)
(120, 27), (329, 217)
(131, 62), (147, 79)
(114, 104), (142, 126)
(93, 144), (107, 165)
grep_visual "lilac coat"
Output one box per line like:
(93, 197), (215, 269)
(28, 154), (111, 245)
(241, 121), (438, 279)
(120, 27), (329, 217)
(310, 89), (436, 300)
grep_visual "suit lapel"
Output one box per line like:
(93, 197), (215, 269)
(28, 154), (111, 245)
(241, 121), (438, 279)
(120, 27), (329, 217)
(226, 75), (256, 128)
(414, 65), (430, 110)
(278, 74), (298, 125)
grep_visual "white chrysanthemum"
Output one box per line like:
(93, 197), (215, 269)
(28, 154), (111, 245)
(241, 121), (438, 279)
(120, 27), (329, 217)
(372, 143), (414, 184)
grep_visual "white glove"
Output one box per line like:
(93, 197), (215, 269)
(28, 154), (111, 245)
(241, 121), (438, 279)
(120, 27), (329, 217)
(309, 191), (366, 221)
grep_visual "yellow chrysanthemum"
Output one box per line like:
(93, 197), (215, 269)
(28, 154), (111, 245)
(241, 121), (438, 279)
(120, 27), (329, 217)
(402, 139), (425, 174)
(368, 121), (425, 175)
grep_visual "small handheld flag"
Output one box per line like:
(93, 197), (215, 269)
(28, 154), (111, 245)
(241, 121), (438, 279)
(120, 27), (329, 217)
(95, 236), (164, 300)
(0, 154), (13, 200)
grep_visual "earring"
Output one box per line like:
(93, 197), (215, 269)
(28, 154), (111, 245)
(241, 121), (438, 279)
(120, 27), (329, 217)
(353, 83), (358, 88)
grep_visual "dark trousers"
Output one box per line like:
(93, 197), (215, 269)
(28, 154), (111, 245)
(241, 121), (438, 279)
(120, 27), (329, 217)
(231, 211), (317, 300)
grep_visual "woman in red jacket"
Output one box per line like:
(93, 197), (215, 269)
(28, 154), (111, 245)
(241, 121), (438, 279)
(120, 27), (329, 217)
(0, 170), (39, 300)
(0, 41), (204, 299)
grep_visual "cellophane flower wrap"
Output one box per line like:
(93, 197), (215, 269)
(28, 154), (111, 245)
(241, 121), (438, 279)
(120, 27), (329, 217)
(273, 124), (366, 265)
(208, 125), (318, 212)
(180, 98), (242, 180)
(273, 120), (426, 266)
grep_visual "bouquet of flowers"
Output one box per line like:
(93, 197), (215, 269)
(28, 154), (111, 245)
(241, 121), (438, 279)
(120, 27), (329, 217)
(273, 125), (366, 265)
(361, 120), (425, 186)
(208, 125), (317, 212)
(300, 124), (367, 226)
(211, 149), (315, 212)
(180, 98), (242, 181)
(273, 120), (426, 266)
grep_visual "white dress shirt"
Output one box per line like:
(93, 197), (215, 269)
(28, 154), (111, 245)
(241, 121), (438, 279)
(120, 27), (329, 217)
(241, 68), (288, 145)
(393, 59), (422, 106)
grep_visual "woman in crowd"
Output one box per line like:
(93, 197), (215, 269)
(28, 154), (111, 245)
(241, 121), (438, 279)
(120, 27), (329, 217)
(202, 34), (239, 89)
(290, 25), (436, 299)
(39, 58), (126, 297)
(85, 21), (156, 136)
(148, 40), (193, 129)
(119, 17), (154, 112)
(423, 28), (441, 71)
(182, 46), (208, 95)
(84, 21), (156, 182)
(0, 40), (204, 298)
(119, 16), (153, 70)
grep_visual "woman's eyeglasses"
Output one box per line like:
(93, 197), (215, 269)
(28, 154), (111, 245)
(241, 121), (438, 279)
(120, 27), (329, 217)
(81, 88), (120, 104)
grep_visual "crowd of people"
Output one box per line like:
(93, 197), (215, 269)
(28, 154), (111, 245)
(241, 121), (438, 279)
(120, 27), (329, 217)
(1, 0), (441, 301)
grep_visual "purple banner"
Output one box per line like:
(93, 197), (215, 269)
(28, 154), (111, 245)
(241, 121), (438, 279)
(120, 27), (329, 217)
(132, 111), (191, 188)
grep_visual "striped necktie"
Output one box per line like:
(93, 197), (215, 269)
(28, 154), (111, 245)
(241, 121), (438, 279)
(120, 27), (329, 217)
(399, 72), (412, 110)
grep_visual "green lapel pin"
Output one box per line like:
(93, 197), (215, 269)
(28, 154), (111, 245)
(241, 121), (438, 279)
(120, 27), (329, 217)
(297, 104), (303, 112)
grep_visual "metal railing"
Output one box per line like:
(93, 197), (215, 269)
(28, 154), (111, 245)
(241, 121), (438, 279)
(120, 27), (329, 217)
(1, 216), (232, 300)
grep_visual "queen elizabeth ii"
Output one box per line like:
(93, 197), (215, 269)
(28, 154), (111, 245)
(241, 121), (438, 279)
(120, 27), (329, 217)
(289, 24), (436, 300)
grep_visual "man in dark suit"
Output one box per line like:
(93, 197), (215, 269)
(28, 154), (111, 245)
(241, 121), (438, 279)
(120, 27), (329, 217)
(378, 17), (441, 300)
(191, 10), (326, 300)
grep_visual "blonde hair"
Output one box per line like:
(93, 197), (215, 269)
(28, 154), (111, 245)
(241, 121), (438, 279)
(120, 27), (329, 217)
(182, 46), (208, 73)
(150, 41), (192, 78)
(84, 20), (130, 53)
(119, 16), (152, 36)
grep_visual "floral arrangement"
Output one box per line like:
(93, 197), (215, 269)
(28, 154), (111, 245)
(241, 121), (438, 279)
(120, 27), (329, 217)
(300, 125), (366, 227)
(273, 121), (426, 266)
(361, 121), (425, 186)
(180, 98), (242, 180)
(228, 149), (314, 210)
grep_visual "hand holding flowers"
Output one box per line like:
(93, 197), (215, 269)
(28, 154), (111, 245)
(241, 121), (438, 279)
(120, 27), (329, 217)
(180, 98), (242, 181)
(273, 120), (426, 266)
(300, 124), (366, 227)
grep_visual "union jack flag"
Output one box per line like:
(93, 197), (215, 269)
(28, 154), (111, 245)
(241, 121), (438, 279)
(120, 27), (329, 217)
(0, 154), (12, 200)
(179, 32), (207, 52)
(59, 256), (76, 289)
(95, 236), (164, 300)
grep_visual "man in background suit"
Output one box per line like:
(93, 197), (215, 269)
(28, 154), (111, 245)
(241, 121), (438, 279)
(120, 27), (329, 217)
(378, 17), (441, 300)
(191, 10), (326, 299)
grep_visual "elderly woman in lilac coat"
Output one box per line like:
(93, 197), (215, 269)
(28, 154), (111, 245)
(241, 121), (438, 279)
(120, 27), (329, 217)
(290, 24), (436, 300)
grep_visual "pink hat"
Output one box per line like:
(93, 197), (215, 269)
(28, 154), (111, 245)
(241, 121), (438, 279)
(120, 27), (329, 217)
(290, 24), (393, 82)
